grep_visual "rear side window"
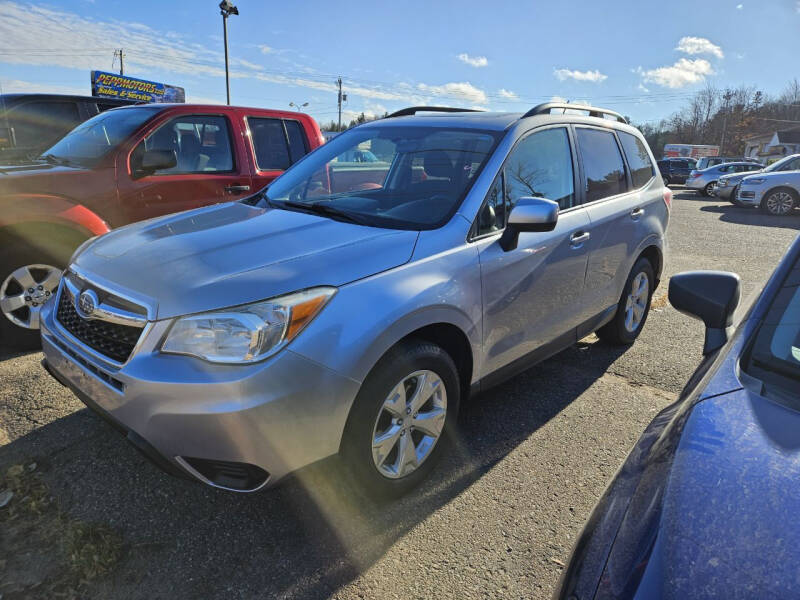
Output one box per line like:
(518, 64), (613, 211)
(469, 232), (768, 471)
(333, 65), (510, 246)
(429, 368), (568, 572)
(249, 118), (290, 170)
(618, 132), (655, 189)
(284, 120), (309, 164)
(8, 101), (81, 148)
(576, 128), (628, 202)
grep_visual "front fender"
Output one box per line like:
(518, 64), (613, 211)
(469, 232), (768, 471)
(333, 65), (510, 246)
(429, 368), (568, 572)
(0, 194), (110, 237)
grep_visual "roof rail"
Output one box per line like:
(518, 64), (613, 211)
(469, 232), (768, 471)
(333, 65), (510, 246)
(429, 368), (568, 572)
(385, 106), (483, 119)
(522, 102), (627, 124)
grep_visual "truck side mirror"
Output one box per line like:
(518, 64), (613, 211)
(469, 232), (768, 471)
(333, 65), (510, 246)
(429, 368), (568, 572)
(137, 149), (177, 176)
(499, 197), (559, 252)
(669, 271), (741, 355)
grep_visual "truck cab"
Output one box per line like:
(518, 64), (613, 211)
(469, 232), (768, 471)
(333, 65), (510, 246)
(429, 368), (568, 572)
(0, 103), (324, 348)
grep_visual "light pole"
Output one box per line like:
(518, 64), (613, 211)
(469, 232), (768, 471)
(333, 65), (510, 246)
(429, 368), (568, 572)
(219, 0), (238, 105)
(289, 102), (309, 111)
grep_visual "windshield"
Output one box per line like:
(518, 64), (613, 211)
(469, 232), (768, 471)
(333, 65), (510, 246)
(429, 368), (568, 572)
(765, 154), (800, 172)
(41, 107), (161, 167)
(265, 125), (501, 230)
(744, 253), (800, 394)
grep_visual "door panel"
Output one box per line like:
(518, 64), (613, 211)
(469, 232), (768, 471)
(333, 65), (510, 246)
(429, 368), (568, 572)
(477, 208), (591, 376)
(118, 113), (252, 223)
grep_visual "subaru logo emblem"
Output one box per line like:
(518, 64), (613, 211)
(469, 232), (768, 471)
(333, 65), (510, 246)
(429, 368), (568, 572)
(77, 290), (98, 319)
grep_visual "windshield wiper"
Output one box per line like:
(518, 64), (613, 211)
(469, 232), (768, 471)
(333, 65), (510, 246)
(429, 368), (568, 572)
(278, 200), (368, 225)
(39, 153), (72, 166)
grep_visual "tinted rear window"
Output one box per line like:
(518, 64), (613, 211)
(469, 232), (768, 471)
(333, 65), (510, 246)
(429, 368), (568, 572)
(576, 128), (628, 202)
(619, 132), (655, 189)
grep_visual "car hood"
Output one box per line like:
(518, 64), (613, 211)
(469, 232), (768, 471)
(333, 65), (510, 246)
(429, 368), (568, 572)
(623, 389), (800, 599)
(73, 201), (419, 319)
(0, 162), (98, 194)
(718, 169), (762, 184)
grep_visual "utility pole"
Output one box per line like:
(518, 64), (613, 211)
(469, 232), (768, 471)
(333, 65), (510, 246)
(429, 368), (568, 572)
(113, 49), (124, 75)
(720, 90), (734, 155)
(337, 77), (343, 131)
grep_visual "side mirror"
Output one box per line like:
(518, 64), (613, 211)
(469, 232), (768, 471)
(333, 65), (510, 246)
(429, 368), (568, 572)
(499, 197), (559, 252)
(668, 271), (741, 355)
(137, 149), (177, 176)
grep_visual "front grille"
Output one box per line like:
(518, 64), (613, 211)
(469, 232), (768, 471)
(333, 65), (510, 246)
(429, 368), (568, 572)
(56, 290), (142, 362)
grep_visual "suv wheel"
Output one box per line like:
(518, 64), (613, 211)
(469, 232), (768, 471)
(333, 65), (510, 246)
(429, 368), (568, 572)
(762, 188), (797, 216)
(1, 245), (66, 351)
(341, 340), (460, 498)
(596, 257), (655, 345)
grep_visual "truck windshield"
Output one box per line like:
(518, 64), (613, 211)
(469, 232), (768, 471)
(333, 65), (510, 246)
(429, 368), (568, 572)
(265, 125), (501, 230)
(40, 107), (161, 167)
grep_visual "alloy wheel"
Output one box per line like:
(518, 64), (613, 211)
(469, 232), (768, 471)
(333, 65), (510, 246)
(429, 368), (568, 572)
(371, 369), (447, 479)
(0, 264), (61, 329)
(766, 191), (794, 216)
(624, 272), (649, 333)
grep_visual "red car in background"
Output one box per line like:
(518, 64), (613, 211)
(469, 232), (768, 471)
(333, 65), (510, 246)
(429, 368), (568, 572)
(0, 103), (324, 349)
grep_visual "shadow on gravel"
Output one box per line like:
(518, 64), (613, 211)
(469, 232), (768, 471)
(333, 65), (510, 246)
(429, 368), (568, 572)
(0, 339), (629, 599)
(699, 204), (800, 228)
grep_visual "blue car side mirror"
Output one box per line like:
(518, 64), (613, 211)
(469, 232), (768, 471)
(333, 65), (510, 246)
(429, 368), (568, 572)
(669, 271), (741, 355)
(500, 197), (559, 252)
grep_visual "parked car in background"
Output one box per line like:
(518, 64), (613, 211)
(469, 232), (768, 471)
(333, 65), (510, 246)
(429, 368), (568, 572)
(657, 157), (696, 186)
(0, 93), (138, 164)
(686, 161), (762, 196)
(694, 155), (760, 171)
(557, 234), (800, 600)
(0, 103), (323, 349)
(715, 153), (800, 203)
(40, 102), (669, 497)
(736, 158), (800, 215)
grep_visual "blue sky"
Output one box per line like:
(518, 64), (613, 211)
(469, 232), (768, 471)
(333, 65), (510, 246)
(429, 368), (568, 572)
(0, 0), (798, 127)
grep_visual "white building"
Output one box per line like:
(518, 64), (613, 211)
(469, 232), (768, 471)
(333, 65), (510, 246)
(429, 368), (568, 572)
(744, 128), (800, 164)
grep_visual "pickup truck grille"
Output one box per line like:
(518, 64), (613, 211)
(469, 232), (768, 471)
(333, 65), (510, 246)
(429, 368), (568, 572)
(56, 290), (142, 363)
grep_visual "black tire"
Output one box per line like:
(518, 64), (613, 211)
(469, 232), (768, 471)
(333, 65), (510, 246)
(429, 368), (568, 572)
(702, 182), (715, 197)
(596, 257), (655, 345)
(662, 175), (670, 186)
(0, 230), (82, 351)
(340, 339), (460, 499)
(761, 187), (798, 216)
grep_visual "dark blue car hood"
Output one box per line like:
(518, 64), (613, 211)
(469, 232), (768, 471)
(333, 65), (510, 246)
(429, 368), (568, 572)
(625, 387), (800, 599)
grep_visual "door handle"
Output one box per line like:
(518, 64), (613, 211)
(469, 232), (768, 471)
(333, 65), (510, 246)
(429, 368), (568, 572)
(569, 231), (590, 247)
(630, 207), (645, 219)
(224, 184), (251, 193)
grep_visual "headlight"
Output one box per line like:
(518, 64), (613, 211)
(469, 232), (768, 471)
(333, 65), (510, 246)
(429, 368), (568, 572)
(718, 179), (728, 187)
(745, 177), (765, 185)
(161, 287), (336, 363)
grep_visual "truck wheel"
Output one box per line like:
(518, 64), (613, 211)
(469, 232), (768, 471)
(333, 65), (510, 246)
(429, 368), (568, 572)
(596, 257), (655, 345)
(341, 340), (460, 499)
(761, 188), (797, 216)
(0, 244), (69, 351)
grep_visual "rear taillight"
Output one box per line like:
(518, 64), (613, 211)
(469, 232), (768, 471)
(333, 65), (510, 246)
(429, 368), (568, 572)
(663, 187), (672, 210)
(688, 172), (700, 178)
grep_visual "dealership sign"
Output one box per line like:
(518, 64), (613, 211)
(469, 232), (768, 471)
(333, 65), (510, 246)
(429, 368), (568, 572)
(90, 71), (185, 103)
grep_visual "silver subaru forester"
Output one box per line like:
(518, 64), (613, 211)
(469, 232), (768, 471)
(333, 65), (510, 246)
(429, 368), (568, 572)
(40, 103), (670, 496)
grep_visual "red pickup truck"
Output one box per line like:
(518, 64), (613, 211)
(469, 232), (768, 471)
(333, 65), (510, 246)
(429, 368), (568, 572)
(0, 103), (323, 349)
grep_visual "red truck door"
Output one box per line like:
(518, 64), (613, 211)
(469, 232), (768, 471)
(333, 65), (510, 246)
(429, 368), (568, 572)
(117, 111), (253, 222)
(244, 115), (314, 194)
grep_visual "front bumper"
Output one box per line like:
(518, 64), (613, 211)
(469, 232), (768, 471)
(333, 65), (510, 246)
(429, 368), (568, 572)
(714, 184), (734, 200)
(40, 299), (360, 491)
(735, 185), (764, 207)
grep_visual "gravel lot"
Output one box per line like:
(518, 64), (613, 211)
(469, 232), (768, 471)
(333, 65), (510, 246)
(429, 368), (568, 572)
(1, 190), (798, 599)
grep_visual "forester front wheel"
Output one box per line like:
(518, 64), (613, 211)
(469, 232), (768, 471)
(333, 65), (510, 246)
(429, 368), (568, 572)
(341, 340), (460, 498)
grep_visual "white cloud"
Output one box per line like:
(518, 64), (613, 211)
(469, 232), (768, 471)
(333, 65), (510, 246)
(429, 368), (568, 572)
(457, 53), (488, 68)
(416, 81), (488, 104)
(736, 3), (743, 8)
(637, 83), (650, 93)
(0, 78), (86, 96)
(675, 36), (724, 59)
(635, 58), (714, 88)
(498, 88), (518, 100)
(553, 68), (607, 83)
(258, 45), (273, 54)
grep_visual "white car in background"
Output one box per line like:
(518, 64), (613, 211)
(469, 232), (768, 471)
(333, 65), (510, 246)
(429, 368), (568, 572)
(737, 159), (800, 216)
